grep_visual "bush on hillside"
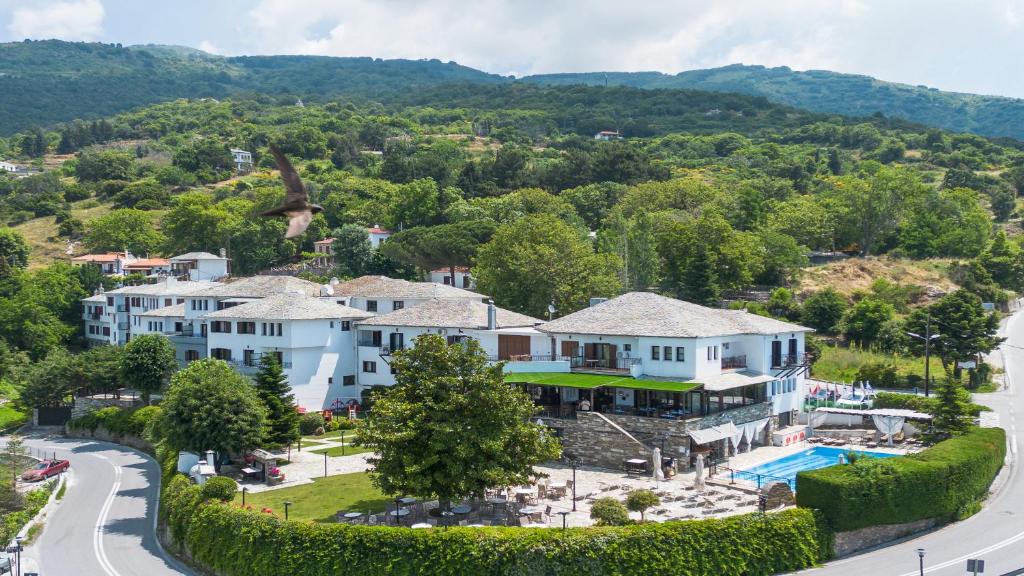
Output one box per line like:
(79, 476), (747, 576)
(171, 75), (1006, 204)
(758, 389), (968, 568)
(201, 476), (238, 502)
(299, 412), (325, 436)
(796, 427), (1005, 532)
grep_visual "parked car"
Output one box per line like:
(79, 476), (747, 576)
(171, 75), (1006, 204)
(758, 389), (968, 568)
(21, 459), (69, 482)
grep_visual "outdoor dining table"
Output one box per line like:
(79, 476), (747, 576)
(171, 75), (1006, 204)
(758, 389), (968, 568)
(342, 512), (363, 521)
(241, 466), (260, 477)
(389, 508), (410, 517)
(398, 497), (418, 505)
(451, 504), (472, 515)
(518, 505), (545, 516)
(624, 458), (648, 476)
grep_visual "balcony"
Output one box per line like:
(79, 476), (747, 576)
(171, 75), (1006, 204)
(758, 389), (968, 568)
(488, 355), (572, 373)
(721, 355), (747, 370)
(771, 353), (809, 370)
(570, 356), (641, 375)
(117, 322), (129, 330)
(87, 312), (103, 320)
(116, 305), (127, 312)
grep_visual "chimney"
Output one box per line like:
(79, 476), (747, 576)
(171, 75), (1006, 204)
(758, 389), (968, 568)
(486, 299), (497, 330)
(205, 450), (215, 466)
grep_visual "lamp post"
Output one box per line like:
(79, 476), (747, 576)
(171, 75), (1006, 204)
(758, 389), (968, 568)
(916, 548), (925, 576)
(341, 430), (345, 456)
(565, 454), (582, 512)
(395, 497), (402, 527)
(324, 452), (328, 478)
(284, 500), (292, 521)
(14, 535), (22, 576)
(558, 510), (569, 530)
(907, 314), (938, 397)
(242, 487), (248, 506)
(441, 510), (454, 531)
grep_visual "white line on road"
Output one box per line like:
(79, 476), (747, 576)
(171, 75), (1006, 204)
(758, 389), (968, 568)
(93, 454), (124, 576)
(895, 528), (1024, 575)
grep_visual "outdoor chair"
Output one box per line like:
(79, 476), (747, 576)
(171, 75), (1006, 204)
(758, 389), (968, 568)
(543, 505), (552, 524)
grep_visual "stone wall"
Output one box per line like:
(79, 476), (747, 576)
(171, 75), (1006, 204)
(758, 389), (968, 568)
(66, 426), (154, 454)
(833, 518), (938, 557)
(71, 396), (140, 420)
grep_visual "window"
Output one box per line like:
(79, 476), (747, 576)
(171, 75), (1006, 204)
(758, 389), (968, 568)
(237, 322), (256, 334)
(261, 323), (267, 336)
(175, 322), (183, 333)
(366, 300), (378, 313)
(276, 323), (283, 336)
(388, 332), (404, 351)
(107, 297), (114, 306)
(707, 347), (712, 361)
(707, 346), (719, 361)
(663, 346), (672, 361)
(164, 298), (172, 307)
(343, 375), (355, 386)
(623, 344), (631, 353)
(714, 346), (719, 360)
(243, 349), (255, 366)
(676, 347), (685, 362)
(390, 364), (398, 375)
(393, 300), (404, 311)
(102, 327), (110, 336)
(341, 321), (351, 331)
(328, 377), (333, 384)
(210, 321), (232, 334)
(185, 350), (199, 362)
(330, 321), (334, 329)
(651, 346), (660, 360)
(211, 348), (232, 361)
(362, 361), (377, 373)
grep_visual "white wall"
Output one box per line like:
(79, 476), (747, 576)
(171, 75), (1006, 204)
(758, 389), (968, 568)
(192, 259), (228, 281)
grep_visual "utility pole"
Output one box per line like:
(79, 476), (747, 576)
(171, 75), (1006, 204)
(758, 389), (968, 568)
(924, 313), (932, 398)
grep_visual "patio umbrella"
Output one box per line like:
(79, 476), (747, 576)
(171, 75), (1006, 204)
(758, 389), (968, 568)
(693, 454), (705, 490)
(651, 447), (665, 482)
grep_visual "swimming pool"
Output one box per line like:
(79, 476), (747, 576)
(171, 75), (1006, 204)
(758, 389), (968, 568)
(733, 447), (899, 489)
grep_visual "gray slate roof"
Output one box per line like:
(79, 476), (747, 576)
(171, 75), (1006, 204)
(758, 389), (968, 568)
(203, 294), (373, 321)
(170, 252), (227, 261)
(357, 298), (541, 329)
(539, 292), (811, 338)
(330, 275), (487, 300)
(195, 276), (321, 298)
(106, 280), (220, 296)
(137, 303), (186, 318)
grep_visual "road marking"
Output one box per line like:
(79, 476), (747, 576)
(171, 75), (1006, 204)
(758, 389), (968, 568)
(1014, 434), (1019, 455)
(93, 454), (123, 576)
(893, 528), (1024, 575)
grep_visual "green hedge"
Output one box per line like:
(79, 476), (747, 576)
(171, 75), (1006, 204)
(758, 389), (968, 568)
(68, 405), (162, 438)
(162, 474), (831, 576)
(797, 427), (1005, 532)
(872, 391), (990, 417)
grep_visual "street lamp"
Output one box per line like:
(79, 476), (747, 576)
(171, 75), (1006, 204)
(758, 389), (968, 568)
(242, 487), (248, 506)
(564, 454), (582, 512)
(14, 535), (22, 576)
(557, 510), (569, 530)
(441, 510), (454, 530)
(907, 313), (939, 397)
(394, 497), (402, 527)
(916, 548), (925, 576)
(284, 500), (292, 521)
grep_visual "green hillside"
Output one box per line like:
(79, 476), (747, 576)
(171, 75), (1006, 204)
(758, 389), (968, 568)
(524, 64), (1024, 140)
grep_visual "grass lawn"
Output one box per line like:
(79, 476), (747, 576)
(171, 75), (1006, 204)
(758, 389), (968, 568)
(232, 472), (388, 522)
(302, 429), (347, 441)
(811, 345), (944, 384)
(308, 445), (374, 457)
(0, 404), (29, 431)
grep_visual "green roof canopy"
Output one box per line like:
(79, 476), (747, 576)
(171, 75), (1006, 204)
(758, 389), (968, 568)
(505, 372), (699, 393)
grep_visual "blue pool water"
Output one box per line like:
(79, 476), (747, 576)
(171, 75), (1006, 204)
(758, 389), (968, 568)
(734, 447), (899, 488)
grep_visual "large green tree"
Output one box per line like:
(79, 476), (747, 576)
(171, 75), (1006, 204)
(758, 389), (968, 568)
(380, 220), (496, 281)
(358, 335), (560, 508)
(841, 298), (895, 348)
(121, 334), (177, 404)
(254, 355), (300, 448)
(800, 288), (848, 334)
(84, 209), (165, 254)
(0, 228), (30, 279)
(907, 290), (1002, 376)
(475, 214), (622, 317)
(159, 359), (267, 454)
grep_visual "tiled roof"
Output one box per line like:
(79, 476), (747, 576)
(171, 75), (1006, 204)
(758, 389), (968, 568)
(137, 303), (186, 318)
(538, 292), (811, 338)
(330, 275), (486, 300)
(105, 280), (220, 296)
(314, 238), (335, 245)
(368, 227), (390, 234)
(194, 276), (321, 298)
(203, 294), (372, 321)
(170, 252), (226, 261)
(430, 266), (472, 274)
(124, 258), (169, 268)
(357, 298), (540, 329)
(72, 253), (124, 262)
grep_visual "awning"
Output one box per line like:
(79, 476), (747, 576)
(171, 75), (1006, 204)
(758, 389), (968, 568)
(505, 372), (698, 392)
(688, 421), (738, 444)
(697, 371), (775, 392)
(814, 407), (932, 421)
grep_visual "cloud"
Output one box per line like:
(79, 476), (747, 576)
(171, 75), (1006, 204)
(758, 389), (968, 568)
(8, 0), (105, 40)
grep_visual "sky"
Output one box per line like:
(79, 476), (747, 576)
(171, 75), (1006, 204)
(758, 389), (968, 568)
(1, 0), (1023, 98)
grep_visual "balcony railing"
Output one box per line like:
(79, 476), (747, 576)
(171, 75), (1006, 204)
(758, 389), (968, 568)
(487, 355), (570, 362)
(771, 353), (808, 369)
(117, 322), (129, 330)
(87, 313), (102, 320)
(116, 305), (127, 312)
(721, 355), (747, 370)
(570, 356), (641, 373)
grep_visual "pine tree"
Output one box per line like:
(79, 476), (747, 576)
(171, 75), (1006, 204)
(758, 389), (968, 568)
(931, 377), (972, 438)
(682, 244), (720, 306)
(254, 355), (300, 447)
(627, 211), (659, 291)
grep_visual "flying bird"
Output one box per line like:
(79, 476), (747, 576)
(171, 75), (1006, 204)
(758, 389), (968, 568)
(261, 144), (323, 238)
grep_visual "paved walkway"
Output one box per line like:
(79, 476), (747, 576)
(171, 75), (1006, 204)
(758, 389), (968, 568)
(241, 435), (372, 493)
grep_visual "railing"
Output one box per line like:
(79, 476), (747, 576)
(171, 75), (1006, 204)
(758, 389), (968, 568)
(87, 313), (102, 320)
(570, 356), (641, 372)
(771, 353), (809, 369)
(116, 305), (127, 312)
(117, 322), (129, 330)
(488, 355), (570, 362)
(721, 355), (747, 369)
(357, 339), (381, 348)
(723, 466), (796, 491)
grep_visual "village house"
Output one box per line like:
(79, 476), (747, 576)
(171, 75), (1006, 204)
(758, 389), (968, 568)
(428, 266), (475, 289)
(169, 251), (230, 282)
(230, 148), (253, 173)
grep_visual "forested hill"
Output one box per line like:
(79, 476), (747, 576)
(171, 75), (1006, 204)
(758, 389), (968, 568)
(523, 64), (1024, 140)
(0, 40), (506, 133)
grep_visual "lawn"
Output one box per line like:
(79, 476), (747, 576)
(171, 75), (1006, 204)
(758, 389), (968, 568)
(504, 372), (699, 392)
(302, 429), (347, 441)
(308, 445), (374, 457)
(0, 404), (29, 431)
(811, 345), (944, 384)
(232, 472), (389, 522)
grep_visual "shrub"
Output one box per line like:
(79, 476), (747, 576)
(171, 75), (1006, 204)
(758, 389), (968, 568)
(855, 363), (898, 389)
(625, 489), (660, 522)
(164, 481), (832, 576)
(797, 427), (1005, 531)
(590, 497), (630, 526)
(68, 406), (163, 438)
(201, 477), (238, 502)
(873, 391), (989, 417)
(299, 413), (325, 436)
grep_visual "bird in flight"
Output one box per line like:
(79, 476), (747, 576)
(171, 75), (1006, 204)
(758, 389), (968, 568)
(261, 144), (323, 238)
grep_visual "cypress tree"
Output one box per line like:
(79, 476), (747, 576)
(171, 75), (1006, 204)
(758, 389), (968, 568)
(254, 355), (300, 447)
(682, 244), (720, 306)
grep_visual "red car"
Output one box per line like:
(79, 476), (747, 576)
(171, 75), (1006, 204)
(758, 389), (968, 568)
(22, 459), (69, 482)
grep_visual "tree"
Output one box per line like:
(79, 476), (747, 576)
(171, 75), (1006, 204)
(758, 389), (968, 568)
(159, 359), (267, 455)
(15, 348), (81, 406)
(84, 209), (165, 254)
(625, 489), (660, 523)
(4, 436), (26, 487)
(254, 355), (300, 448)
(828, 167), (926, 256)
(121, 334), (177, 404)
(801, 288), (847, 334)
(358, 335), (560, 509)
(898, 188), (991, 258)
(930, 378), (973, 438)
(909, 290), (1002, 376)
(977, 231), (1019, 291)
(328, 224), (374, 278)
(680, 243), (720, 306)
(841, 298), (894, 348)
(475, 214), (622, 317)
(626, 211), (659, 291)
(561, 182), (628, 230)
(74, 149), (134, 182)
(380, 220), (496, 281)
(173, 139), (234, 183)
(0, 228), (30, 279)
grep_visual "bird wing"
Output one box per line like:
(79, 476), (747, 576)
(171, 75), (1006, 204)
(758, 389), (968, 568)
(269, 144), (308, 205)
(285, 210), (313, 239)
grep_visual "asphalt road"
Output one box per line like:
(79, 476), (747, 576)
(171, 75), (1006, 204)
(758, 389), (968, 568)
(17, 436), (193, 576)
(797, 310), (1024, 576)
